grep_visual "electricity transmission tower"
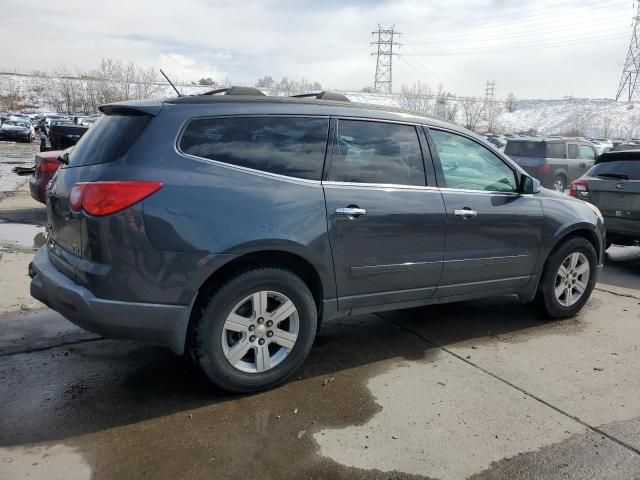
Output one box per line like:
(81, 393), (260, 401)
(615, 2), (640, 102)
(485, 81), (496, 102)
(371, 25), (400, 94)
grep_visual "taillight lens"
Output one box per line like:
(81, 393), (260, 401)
(69, 181), (163, 216)
(39, 157), (61, 173)
(569, 180), (590, 198)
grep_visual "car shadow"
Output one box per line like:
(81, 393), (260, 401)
(0, 295), (575, 447)
(599, 246), (640, 291)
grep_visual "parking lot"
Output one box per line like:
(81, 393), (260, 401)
(0, 140), (639, 479)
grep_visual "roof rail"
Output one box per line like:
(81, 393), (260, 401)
(291, 91), (350, 102)
(202, 86), (266, 96)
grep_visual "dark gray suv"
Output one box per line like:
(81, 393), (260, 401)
(30, 89), (605, 392)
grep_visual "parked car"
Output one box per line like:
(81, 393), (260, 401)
(29, 149), (64, 204)
(611, 143), (640, 152)
(48, 122), (88, 150)
(43, 116), (71, 136)
(0, 120), (34, 142)
(29, 88), (605, 392)
(484, 134), (507, 149)
(570, 151), (639, 248)
(504, 138), (597, 191)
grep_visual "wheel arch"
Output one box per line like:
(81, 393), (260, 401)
(186, 249), (327, 347)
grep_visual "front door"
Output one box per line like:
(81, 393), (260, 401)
(323, 119), (446, 310)
(427, 128), (544, 297)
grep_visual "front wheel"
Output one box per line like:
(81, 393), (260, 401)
(190, 268), (317, 392)
(534, 237), (597, 318)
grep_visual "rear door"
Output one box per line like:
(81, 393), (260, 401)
(427, 128), (544, 297)
(323, 118), (446, 310)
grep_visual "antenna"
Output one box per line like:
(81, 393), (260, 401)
(160, 69), (182, 97)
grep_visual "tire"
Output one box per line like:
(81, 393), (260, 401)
(534, 237), (597, 319)
(190, 268), (317, 392)
(552, 175), (566, 193)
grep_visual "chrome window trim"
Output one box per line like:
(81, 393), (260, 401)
(322, 180), (439, 191)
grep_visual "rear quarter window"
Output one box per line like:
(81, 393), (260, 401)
(504, 141), (546, 158)
(179, 116), (329, 181)
(67, 113), (151, 167)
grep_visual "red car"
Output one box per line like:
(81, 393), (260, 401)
(29, 150), (62, 204)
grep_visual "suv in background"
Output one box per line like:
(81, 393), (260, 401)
(504, 138), (597, 191)
(571, 151), (640, 248)
(30, 88), (605, 392)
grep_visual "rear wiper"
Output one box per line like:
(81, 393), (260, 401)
(597, 173), (629, 180)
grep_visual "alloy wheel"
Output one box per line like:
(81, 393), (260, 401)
(554, 252), (590, 307)
(221, 291), (299, 373)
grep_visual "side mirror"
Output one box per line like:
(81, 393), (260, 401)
(520, 175), (541, 194)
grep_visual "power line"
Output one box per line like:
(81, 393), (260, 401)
(371, 25), (401, 94)
(615, 2), (640, 102)
(402, 32), (628, 57)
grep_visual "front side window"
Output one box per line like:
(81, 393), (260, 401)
(430, 130), (517, 192)
(328, 120), (425, 186)
(179, 116), (329, 181)
(578, 145), (596, 160)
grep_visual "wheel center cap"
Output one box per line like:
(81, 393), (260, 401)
(255, 324), (268, 336)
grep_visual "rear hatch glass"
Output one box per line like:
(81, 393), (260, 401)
(47, 112), (152, 267)
(67, 113), (151, 168)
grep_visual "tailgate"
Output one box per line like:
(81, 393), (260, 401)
(588, 179), (640, 222)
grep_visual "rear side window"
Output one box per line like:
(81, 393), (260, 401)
(68, 114), (151, 167)
(504, 141), (545, 158)
(328, 120), (425, 186)
(546, 143), (566, 158)
(568, 144), (579, 159)
(588, 161), (640, 180)
(179, 116), (329, 181)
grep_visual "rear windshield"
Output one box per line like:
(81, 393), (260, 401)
(67, 113), (151, 167)
(588, 161), (640, 180)
(504, 141), (565, 158)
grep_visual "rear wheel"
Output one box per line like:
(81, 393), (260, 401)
(190, 268), (317, 392)
(534, 237), (597, 318)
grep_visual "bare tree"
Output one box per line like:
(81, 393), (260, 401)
(485, 99), (503, 133)
(0, 75), (26, 111)
(460, 97), (485, 132)
(255, 76), (275, 89)
(399, 82), (433, 114)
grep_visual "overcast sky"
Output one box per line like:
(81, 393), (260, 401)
(2, 0), (634, 99)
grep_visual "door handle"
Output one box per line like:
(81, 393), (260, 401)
(335, 207), (367, 217)
(454, 208), (478, 218)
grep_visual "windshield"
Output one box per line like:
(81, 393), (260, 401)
(588, 160), (640, 180)
(3, 121), (27, 127)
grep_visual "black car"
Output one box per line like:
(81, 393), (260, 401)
(30, 88), (605, 392)
(0, 120), (33, 142)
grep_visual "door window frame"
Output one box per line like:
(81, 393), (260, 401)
(322, 116), (437, 188)
(423, 126), (521, 195)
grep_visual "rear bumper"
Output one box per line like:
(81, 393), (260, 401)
(29, 246), (190, 354)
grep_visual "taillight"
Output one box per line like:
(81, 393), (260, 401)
(537, 164), (551, 175)
(569, 180), (590, 198)
(69, 181), (163, 216)
(39, 157), (60, 173)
